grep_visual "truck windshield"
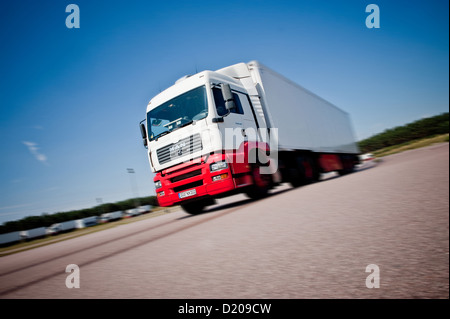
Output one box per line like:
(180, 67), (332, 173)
(147, 86), (208, 141)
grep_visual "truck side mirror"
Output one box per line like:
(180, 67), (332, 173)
(221, 83), (236, 111)
(140, 123), (148, 147)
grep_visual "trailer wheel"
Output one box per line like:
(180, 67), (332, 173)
(338, 166), (354, 176)
(246, 165), (271, 199)
(311, 158), (321, 182)
(338, 155), (355, 176)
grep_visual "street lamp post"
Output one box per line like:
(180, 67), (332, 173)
(127, 168), (140, 207)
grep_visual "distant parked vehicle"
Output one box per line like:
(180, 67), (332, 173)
(0, 231), (21, 246)
(124, 205), (153, 218)
(137, 205), (153, 214)
(124, 208), (140, 218)
(75, 216), (98, 228)
(46, 220), (77, 235)
(21, 227), (47, 240)
(99, 211), (123, 223)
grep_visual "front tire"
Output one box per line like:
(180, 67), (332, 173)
(181, 201), (206, 215)
(245, 165), (272, 199)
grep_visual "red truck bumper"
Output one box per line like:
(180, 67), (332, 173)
(155, 153), (245, 207)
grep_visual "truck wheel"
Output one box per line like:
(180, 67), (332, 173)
(246, 165), (271, 199)
(290, 156), (314, 187)
(181, 201), (206, 215)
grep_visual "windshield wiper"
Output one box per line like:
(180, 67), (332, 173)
(152, 120), (194, 141)
(171, 120), (193, 132)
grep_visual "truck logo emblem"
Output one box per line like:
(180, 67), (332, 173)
(170, 141), (186, 157)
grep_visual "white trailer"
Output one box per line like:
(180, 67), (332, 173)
(99, 211), (123, 223)
(75, 216), (98, 228)
(244, 61), (359, 154)
(20, 227), (47, 240)
(137, 205), (152, 214)
(124, 208), (140, 218)
(110, 211), (124, 221)
(0, 231), (21, 246)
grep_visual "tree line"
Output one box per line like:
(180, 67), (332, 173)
(0, 196), (159, 234)
(358, 112), (449, 153)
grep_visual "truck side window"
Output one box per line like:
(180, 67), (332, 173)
(213, 88), (244, 116)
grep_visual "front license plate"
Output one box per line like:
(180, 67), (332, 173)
(178, 188), (197, 199)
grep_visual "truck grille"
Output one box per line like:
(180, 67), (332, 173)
(173, 180), (203, 193)
(156, 134), (203, 165)
(171, 169), (202, 183)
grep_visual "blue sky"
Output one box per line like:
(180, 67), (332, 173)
(0, 0), (448, 224)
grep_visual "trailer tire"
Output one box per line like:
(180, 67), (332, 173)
(311, 157), (321, 182)
(338, 166), (354, 176)
(338, 155), (355, 176)
(289, 167), (303, 188)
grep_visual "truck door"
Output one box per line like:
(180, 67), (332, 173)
(212, 86), (259, 151)
(235, 91), (259, 141)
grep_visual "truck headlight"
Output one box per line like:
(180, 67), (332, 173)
(210, 161), (228, 172)
(154, 180), (162, 189)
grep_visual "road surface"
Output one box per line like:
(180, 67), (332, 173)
(0, 143), (448, 298)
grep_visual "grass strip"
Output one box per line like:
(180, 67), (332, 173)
(373, 134), (449, 158)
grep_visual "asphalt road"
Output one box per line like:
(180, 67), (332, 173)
(0, 143), (448, 299)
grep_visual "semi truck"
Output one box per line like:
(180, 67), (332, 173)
(98, 211), (123, 223)
(46, 221), (77, 235)
(140, 61), (360, 214)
